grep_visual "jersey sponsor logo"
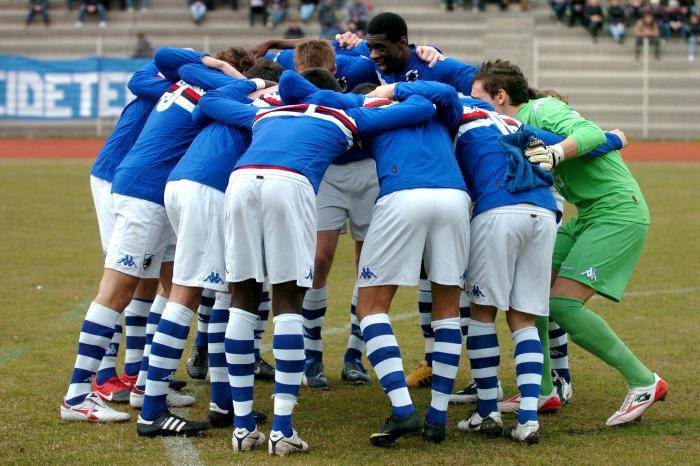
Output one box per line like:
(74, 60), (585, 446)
(305, 268), (314, 280)
(359, 267), (377, 280)
(580, 266), (598, 282)
(142, 254), (154, 271)
(471, 285), (485, 298)
(117, 254), (137, 268)
(405, 69), (419, 82)
(204, 272), (225, 285)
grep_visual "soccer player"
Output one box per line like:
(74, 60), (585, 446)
(199, 69), (436, 455)
(283, 75), (471, 446)
(88, 59), (172, 404)
(471, 59), (668, 426)
(60, 46), (241, 423)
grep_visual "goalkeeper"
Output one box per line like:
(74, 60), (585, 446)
(470, 59), (668, 427)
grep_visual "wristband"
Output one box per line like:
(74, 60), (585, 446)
(551, 143), (565, 166)
(249, 78), (266, 90)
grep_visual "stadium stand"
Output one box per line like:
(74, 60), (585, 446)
(0, 0), (698, 138)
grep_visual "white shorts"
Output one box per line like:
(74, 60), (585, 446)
(358, 188), (470, 287)
(90, 175), (115, 254)
(165, 180), (227, 292)
(316, 159), (379, 241)
(224, 168), (316, 287)
(468, 204), (557, 316)
(104, 193), (176, 279)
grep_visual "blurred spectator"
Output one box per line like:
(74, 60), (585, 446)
(189, 0), (207, 25)
(607, 0), (626, 43)
(284, 15), (305, 38)
(626, 0), (644, 26)
(664, 0), (687, 38)
(444, 0), (465, 11)
(679, 0), (696, 18)
(123, 0), (148, 11)
(550, 0), (568, 25)
(347, 0), (369, 33)
(648, 0), (667, 24)
(267, 0), (287, 28)
(687, 14), (699, 61)
(26, 0), (50, 26)
(66, 0), (74, 10)
(318, 0), (342, 39)
(75, 0), (107, 28)
(471, 0), (485, 12)
(585, 0), (604, 42)
(250, 0), (267, 26)
(635, 12), (661, 59)
(569, 0), (586, 26)
(334, 0), (346, 9)
(299, 0), (318, 22)
(132, 32), (153, 58)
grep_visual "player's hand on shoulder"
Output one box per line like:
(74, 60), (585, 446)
(367, 84), (396, 99)
(610, 128), (628, 149)
(415, 46), (444, 68)
(335, 31), (362, 50)
(249, 40), (272, 59)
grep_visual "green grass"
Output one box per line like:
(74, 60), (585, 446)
(1, 159), (699, 465)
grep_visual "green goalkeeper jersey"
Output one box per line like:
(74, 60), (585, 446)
(516, 97), (650, 225)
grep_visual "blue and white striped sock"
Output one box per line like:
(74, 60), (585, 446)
(301, 287), (327, 363)
(95, 320), (122, 385)
(426, 317), (462, 425)
(141, 302), (194, 421)
(272, 313), (305, 437)
(459, 291), (470, 338)
(513, 326), (544, 424)
(209, 292), (231, 412)
(418, 279), (434, 366)
(226, 307), (258, 432)
(467, 319), (500, 418)
(123, 298), (151, 377)
(254, 283), (270, 362)
(136, 294), (167, 391)
(65, 302), (120, 405)
(361, 313), (415, 418)
(344, 285), (365, 363)
(194, 289), (215, 348)
(549, 319), (570, 383)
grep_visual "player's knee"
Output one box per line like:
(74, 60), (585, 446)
(548, 295), (585, 331)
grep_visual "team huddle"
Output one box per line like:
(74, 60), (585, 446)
(59, 11), (669, 456)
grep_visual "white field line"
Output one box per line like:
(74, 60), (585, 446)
(162, 408), (205, 466)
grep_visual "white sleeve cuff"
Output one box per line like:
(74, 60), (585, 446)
(249, 78), (266, 90)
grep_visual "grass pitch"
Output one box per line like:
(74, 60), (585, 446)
(0, 159), (699, 465)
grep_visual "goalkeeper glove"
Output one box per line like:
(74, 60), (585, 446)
(524, 138), (565, 171)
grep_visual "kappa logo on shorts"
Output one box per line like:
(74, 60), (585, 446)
(305, 268), (314, 280)
(460, 269), (468, 281)
(580, 266), (598, 282)
(142, 254), (154, 271)
(471, 285), (485, 298)
(117, 255), (137, 268)
(359, 267), (377, 280)
(204, 272), (225, 285)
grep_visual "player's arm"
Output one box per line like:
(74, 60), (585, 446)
(178, 63), (240, 91)
(278, 70), (364, 108)
(523, 124), (625, 158)
(198, 80), (266, 128)
(390, 81), (463, 128)
(430, 57), (479, 95)
(250, 38), (308, 58)
(339, 55), (380, 85)
(127, 60), (171, 101)
(349, 95), (436, 137)
(153, 47), (207, 81)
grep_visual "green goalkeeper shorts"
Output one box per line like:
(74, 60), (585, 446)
(552, 217), (649, 302)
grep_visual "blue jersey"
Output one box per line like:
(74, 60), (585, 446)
(168, 79), (266, 193)
(111, 48), (215, 205)
(198, 73), (437, 193)
(279, 73), (466, 198)
(90, 61), (171, 182)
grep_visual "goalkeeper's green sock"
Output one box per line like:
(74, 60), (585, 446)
(536, 315), (554, 396)
(549, 296), (655, 388)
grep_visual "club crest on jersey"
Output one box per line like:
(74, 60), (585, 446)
(337, 75), (349, 93)
(405, 69), (419, 82)
(117, 255), (137, 268)
(580, 266), (598, 282)
(359, 267), (377, 280)
(204, 272), (225, 285)
(142, 254), (154, 271)
(471, 285), (485, 298)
